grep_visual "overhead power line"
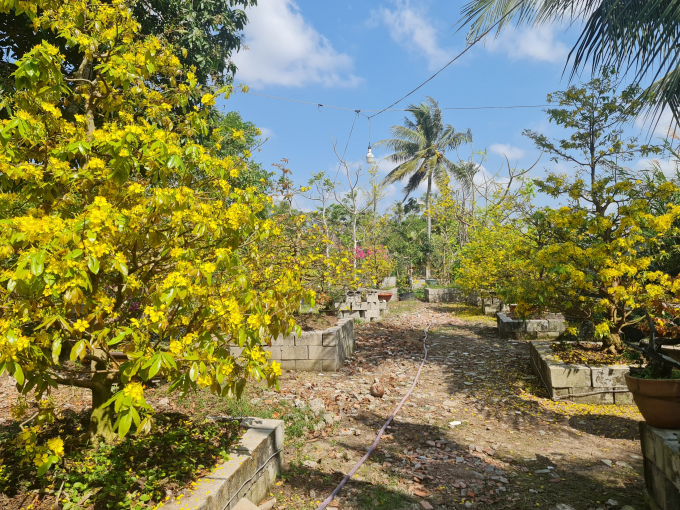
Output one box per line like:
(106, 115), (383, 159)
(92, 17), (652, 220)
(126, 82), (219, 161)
(242, 90), (549, 112)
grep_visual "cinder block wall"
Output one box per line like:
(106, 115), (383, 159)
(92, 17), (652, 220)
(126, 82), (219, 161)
(424, 288), (464, 303)
(337, 290), (390, 321)
(229, 318), (355, 372)
(640, 423), (680, 510)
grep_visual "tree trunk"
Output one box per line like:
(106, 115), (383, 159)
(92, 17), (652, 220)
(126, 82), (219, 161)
(602, 333), (624, 354)
(425, 175), (432, 279)
(88, 373), (117, 443)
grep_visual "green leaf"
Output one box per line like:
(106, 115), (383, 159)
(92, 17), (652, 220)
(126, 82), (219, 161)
(108, 332), (126, 346)
(118, 411), (133, 438)
(51, 338), (62, 364)
(30, 250), (46, 276)
(102, 390), (122, 408)
(70, 340), (85, 361)
(87, 255), (100, 274)
(189, 362), (198, 382)
(161, 352), (177, 369)
(37, 459), (54, 477)
(13, 363), (24, 385)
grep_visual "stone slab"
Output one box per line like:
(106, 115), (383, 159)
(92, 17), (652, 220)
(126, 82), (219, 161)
(281, 346), (308, 360)
(162, 418), (284, 510)
(295, 331), (323, 346)
(641, 423), (680, 510)
(295, 359), (324, 371)
(309, 346), (338, 360)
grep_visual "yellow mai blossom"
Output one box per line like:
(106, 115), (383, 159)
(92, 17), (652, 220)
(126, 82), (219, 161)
(73, 319), (89, 333)
(47, 437), (64, 457)
(123, 383), (145, 403)
(33, 453), (49, 467)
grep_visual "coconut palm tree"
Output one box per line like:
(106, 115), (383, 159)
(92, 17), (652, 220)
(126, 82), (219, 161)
(375, 96), (472, 278)
(458, 0), (680, 122)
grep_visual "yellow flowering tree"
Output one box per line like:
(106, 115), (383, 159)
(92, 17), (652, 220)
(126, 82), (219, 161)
(520, 175), (680, 351)
(0, 0), (313, 466)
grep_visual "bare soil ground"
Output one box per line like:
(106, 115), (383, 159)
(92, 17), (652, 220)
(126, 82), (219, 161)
(265, 301), (644, 510)
(0, 301), (645, 510)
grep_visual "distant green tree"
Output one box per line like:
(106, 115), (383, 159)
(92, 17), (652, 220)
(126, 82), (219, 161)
(204, 111), (273, 192)
(376, 97), (471, 277)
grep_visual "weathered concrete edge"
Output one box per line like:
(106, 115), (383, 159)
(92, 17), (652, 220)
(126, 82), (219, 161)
(162, 418), (284, 510)
(529, 340), (634, 404)
(640, 422), (680, 509)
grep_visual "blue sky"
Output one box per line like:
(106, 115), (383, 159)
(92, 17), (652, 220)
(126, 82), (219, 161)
(219, 0), (673, 210)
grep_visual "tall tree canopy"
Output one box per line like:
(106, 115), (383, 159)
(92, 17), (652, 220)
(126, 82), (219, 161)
(376, 96), (471, 277)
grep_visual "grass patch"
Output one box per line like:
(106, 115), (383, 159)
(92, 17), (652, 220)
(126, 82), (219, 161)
(356, 485), (411, 510)
(170, 384), (325, 440)
(445, 303), (495, 322)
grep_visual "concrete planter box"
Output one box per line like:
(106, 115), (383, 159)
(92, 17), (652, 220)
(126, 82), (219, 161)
(497, 312), (567, 339)
(163, 418), (283, 510)
(640, 422), (680, 510)
(229, 318), (356, 372)
(529, 341), (633, 404)
(424, 288), (464, 303)
(482, 297), (509, 316)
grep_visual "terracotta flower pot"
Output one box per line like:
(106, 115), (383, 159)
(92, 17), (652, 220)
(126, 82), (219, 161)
(378, 293), (393, 302)
(624, 373), (680, 429)
(509, 304), (517, 313)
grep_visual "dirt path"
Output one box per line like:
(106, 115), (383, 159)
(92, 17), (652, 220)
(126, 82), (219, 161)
(270, 302), (644, 510)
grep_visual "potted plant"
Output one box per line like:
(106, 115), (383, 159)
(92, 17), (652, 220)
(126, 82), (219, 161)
(624, 313), (680, 429)
(397, 276), (414, 301)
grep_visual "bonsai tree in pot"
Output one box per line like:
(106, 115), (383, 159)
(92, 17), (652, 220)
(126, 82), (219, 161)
(624, 303), (680, 429)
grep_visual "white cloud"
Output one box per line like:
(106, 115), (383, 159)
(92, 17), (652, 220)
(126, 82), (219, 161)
(233, 0), (361, 88)
(486, 26), (568, 63)
(490, 143), (525, 160)
(635, 108), (680, 139)
(369, 0), (454, 70)
(259, 127), (274, 138)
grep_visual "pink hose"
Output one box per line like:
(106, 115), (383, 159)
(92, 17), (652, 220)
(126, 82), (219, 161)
(316, 324), (431, 510)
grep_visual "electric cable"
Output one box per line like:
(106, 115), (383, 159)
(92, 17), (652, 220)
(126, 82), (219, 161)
(315, 322), (432, 510)
(242, 90), (549, 113)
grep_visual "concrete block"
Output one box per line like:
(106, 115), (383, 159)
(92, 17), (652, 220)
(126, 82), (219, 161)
(295, 359), (323, 371)
(309, 346), (338, 359)
(230, 347), (244, 357)
(296, 331), (323, 346)
(547, 319), (567, 333)
(526, 320), (549, 333)
(547, 364), (591, 388)
(614, 390), (635, 404)
(233, 499), (258, 510)
(270, 334), (285, 346)
(278, 334), (296, 347)
(280, 360), (296, 371)
(343, 311), (361, 319)
(281, 346), (308, 360)
(572, 387), (614, 404)
(378, 301), (387, 310)
(351, 302), (368, 311)
(365, 293), (379, 302)
(363, 309), (380, 319)
(591, 366), (628, 387)
(263, 347), (281, 360)
(323, 358), (341, 371)
(322, 330), (339, 346)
